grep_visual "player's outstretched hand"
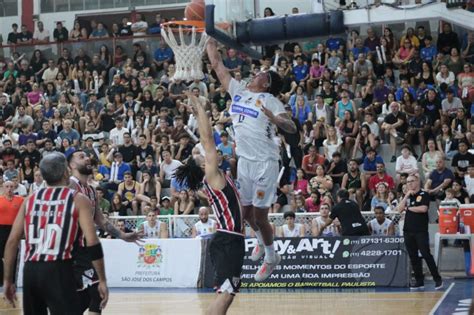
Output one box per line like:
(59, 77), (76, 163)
(123, 231), (145, 245)
(3, 281), (17, 308)
(98, 281), (109, 310)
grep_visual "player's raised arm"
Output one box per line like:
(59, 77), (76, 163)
(2, 200), (26, 307)
(206, 38), (232, 91)
(75, 193), (109, 310)
(187, 93), (225, 188)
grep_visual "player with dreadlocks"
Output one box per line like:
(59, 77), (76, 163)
(174, 93), (244, 315)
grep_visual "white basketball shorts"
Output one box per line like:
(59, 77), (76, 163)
(236, 157), (279, 209)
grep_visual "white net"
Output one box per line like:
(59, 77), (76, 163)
(160, 25), (208, 81)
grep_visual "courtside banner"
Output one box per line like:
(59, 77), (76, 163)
(17, 239), (202, 288)
(102, 239), (201, 287)
(241, 236), (409, 288)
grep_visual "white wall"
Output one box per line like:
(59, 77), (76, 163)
(256, 0), (312, 16)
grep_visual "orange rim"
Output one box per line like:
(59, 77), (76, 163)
(161, 20), (205, 32)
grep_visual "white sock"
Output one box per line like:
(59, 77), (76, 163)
(255, 230), (264, 246)
(264, 244), (276, 262)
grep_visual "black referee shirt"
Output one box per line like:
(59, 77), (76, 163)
(404, 189), (430, 233)
(330, 199), (368, 236)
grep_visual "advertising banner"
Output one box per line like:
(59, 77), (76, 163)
(18, 239), (202, 288)
(241, 236), (409, 288)
(102, 239), (201, 287)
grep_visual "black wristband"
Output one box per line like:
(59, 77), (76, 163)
(88, 243), (104, 261)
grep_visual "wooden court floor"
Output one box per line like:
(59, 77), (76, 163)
(0, 290), (442, 315)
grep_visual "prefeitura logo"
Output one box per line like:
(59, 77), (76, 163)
(137, 244), (163, 268)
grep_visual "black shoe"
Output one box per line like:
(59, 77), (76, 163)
(435, 279), (443, 290)
(410, 280), (424, 290)
(390, 155), (396, 163)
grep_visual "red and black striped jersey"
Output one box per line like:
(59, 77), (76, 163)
(203, 174), (243, 235)
(69, 176), (97, 248)
(24, 187), (79, 262)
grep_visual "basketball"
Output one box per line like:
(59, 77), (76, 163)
(185, 0), (205, 21)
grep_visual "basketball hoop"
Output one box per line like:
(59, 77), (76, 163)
(160, 20), (208, 82)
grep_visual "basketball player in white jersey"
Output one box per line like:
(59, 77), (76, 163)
(192, 207), (217, 239)
(207, 39), (296, 281)
(68, 151), (143, 315)
(277, 211), (305, 237)
(368, 206), (395, 236)
(138, 210), (168, 238)
(311, 203), (341, 237)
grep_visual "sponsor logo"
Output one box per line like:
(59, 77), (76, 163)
(137, 243), (163, 268)
(256, 190), (265, 199)
(233, 95), (241, 102)
(231, 104), (259, 118)
(245, 238), (341, 259)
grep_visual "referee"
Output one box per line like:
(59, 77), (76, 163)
(399, 175), (443, 290)
(317, 189), (369, 236)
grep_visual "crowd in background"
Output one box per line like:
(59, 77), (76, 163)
(0, 6), (474, 239)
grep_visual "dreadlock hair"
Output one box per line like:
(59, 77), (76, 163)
(173, 156), (205, 191)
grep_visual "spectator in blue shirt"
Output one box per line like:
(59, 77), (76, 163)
(395, 79), (417, 102)
(58, 119), (81, 147)
(153, 41), (174, 70)
(351, 38), (370, 62)
(420, 35), (437, 63)
(363, 147), (384, 178)
(292, 96), (312, 124)
(223, 48), (244, 73)
(326, 36), (344, 52)
(292, 55), (309, 84)
(105, 152), (131, 191)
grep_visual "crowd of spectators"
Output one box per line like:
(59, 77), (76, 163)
(0, 8), (474, 239)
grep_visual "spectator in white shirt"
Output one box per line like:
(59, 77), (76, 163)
(41, 59), (59, 84)
(12, 175), (27, 196)
(33, 21), (50, 44)
(191, 207), (217, 239)
(465, 165), (474, 199)
(109, 117), (128, 146)
(131, 13), (148, 37)
(395, 145), (418, 181)
(159, 150), (182, 188)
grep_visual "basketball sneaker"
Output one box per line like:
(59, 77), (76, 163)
(250, 244), (265, 262)
(435, 279), (443, 290)
(409, 280), (424, 290)
(254, 253), (281, 282)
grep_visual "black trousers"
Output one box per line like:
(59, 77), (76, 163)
(404, 231), (441, 283)
(0, 226), (15, 285)
(290, 145), (303, 169)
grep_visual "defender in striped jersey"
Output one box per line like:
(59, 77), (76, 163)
(67, 150), (143, 315)
(175, 93), (244, 315)
(3, 152), (109, 315)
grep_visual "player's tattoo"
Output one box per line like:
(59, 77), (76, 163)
(104, 221), (122, 239)
(274, 115), (297, 133)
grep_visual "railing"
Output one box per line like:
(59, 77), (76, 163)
(109, 212), (403, 238)
(40, 0), (189, 13)
(0, 34), (163, 62)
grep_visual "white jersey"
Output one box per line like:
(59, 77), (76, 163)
(141, 221), (161, 238)
(369, 218), (392, 236)
(228, 78), (286, 161)
(315, 217), (339, 237)
(282, 223), (304, 237)
(194, 219), (216, 238)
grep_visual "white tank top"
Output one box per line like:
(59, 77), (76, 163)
(282, 223), (303, 237)
(315, 217), (339, 237)
(194, 219), (216, 237)
(142, 221), (161, 238)
(369, 218), (392, 236)
(228, 78), (286, 161)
